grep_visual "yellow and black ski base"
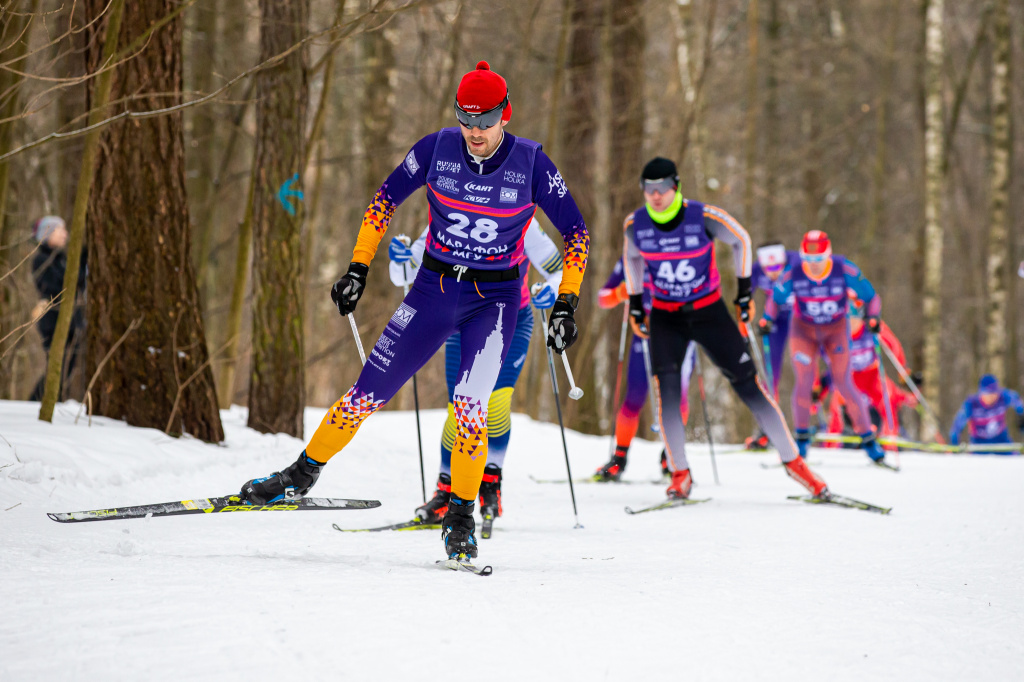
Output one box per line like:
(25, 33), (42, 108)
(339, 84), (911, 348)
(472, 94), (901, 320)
(624, 498), (712, 515)
(48, 496), (380, 523)
(332, 518), (440, 533)
(787, 493), (891, 515)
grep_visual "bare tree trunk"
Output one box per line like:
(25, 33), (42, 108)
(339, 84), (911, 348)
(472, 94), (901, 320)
(863, 3), (900, 259)
(543, 0), (572, 154)
(187, 0), (220, 310)
(525, 0), (602, 422)
(571, 0), (642, 436)
(0, 2), (34, 398)
(218, 172), (255, 409)
(762, 0), (779, 239)
(74, 0), (223, 442)
(358, 3), (399, 404)
(985, 0), (1010, 378)
(920, 0), (945, 439)
(742, 0), (760, 225)
(672, 0), (698, 190)
(247, 0), (309, 437)
(39, 0), (125, 422)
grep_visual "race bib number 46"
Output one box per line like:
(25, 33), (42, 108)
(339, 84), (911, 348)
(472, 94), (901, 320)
(656, 259), (696, 284)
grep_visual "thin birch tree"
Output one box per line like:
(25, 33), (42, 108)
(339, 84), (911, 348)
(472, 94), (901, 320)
(920, 0), (946, 438)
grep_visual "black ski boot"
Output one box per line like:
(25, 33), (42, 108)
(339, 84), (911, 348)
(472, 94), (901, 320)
(478, 464), (502, 518)
(478, 464), (502, 539)
(660, 449), (670, 478)
(594, 446), (628, 481)
(442, 495), (478, 560)
(415, 473), (451, 523)
(240, 451), (324, 504)
(744, 430), (770, 451)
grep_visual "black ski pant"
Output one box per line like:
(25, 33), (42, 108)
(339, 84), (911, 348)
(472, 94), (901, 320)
(648, 298), (799, 470)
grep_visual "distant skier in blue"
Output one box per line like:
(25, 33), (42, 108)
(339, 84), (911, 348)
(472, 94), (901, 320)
(949, 375), (1024, 454)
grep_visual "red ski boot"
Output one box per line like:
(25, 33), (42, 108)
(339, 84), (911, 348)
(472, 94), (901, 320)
(666, 469), (693, 499)
(783, 457), (828, 497)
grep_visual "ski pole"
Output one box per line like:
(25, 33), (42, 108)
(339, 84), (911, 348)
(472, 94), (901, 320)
(873, 336), (897, 434)
(538, 308), (583, 529)
(741, 320), (770, 389)
(531, 283), (583, 400)
(873, 334), (900, 468)
(606, 305), (629, 459)
(639, 337), (662, 433)
(399, 234), (427, 504)
(694, 349), (719, 485)
(878, 341), (942, 436)
(348, 314), (366, 366)
(560, 352), (584, 400)
(761, 333), (774, 397)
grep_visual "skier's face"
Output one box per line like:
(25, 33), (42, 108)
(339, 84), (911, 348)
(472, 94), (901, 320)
(644, 186), (676, 213)
(980, 391), (999, 406)
(460, 119), (507, 158)
(804, 259), (828, 279)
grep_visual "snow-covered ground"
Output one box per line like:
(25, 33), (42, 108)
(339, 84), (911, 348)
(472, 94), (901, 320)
(2, 399), (1022, 681)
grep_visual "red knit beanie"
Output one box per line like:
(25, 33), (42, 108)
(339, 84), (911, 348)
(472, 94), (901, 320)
(456, 61), (511, 122)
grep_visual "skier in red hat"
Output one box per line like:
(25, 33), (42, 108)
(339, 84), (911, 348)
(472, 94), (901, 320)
(761, 230), (889, 465)
(238, 61), (590, 567)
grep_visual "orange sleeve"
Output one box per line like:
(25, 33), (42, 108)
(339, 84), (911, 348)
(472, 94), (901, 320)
(598, 282), (628, 309)
(558, 227), (589, 298)
(351, 187), (397, 266)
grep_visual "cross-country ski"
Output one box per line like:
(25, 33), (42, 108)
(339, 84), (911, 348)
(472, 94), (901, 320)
(624, 497), (712, 514)
(48, 495), (380, 523)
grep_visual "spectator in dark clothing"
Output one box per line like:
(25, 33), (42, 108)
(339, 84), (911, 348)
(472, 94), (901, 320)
(29, 216), (86, 401)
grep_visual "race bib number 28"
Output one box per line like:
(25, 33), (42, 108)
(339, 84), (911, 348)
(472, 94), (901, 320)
(447, 212), (498, 244)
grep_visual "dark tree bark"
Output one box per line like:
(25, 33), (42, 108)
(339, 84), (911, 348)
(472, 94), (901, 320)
(563, 0), (645, 434)
(187, 0), (220, 312)
(0, 3), (34, 398)
(83, 0), (223, 442)
(526, 0), (602, 423)
(247, 0), (309, 437)
(358, 3), (399, 338)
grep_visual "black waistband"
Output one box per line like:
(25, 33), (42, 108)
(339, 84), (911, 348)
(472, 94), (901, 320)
(422, 253), (521, 282)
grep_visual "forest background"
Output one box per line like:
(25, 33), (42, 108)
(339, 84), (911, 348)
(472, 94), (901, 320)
(0, 0), (1020, 445)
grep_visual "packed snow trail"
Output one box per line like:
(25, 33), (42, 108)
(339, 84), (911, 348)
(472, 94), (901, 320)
(1, 400), (1022, 680)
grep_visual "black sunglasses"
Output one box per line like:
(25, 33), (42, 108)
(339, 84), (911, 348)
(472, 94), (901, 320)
(454, 97), (509, 130)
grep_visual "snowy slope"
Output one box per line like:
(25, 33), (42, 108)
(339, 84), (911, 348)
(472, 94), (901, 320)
(1, 399), (1022, 681)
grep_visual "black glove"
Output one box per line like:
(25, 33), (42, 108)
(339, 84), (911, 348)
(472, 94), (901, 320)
(331, 262), (369, 316)
(628, 293), (649, 337)
(866, 315), (881, 334)
(908, 371), (924, 388)
(546, 294), (579, 354)
(734, 276), (753, 323)
(757, 317), (774, 336)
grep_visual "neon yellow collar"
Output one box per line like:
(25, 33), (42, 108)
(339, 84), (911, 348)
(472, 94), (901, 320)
(646, 192), (684, 224)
